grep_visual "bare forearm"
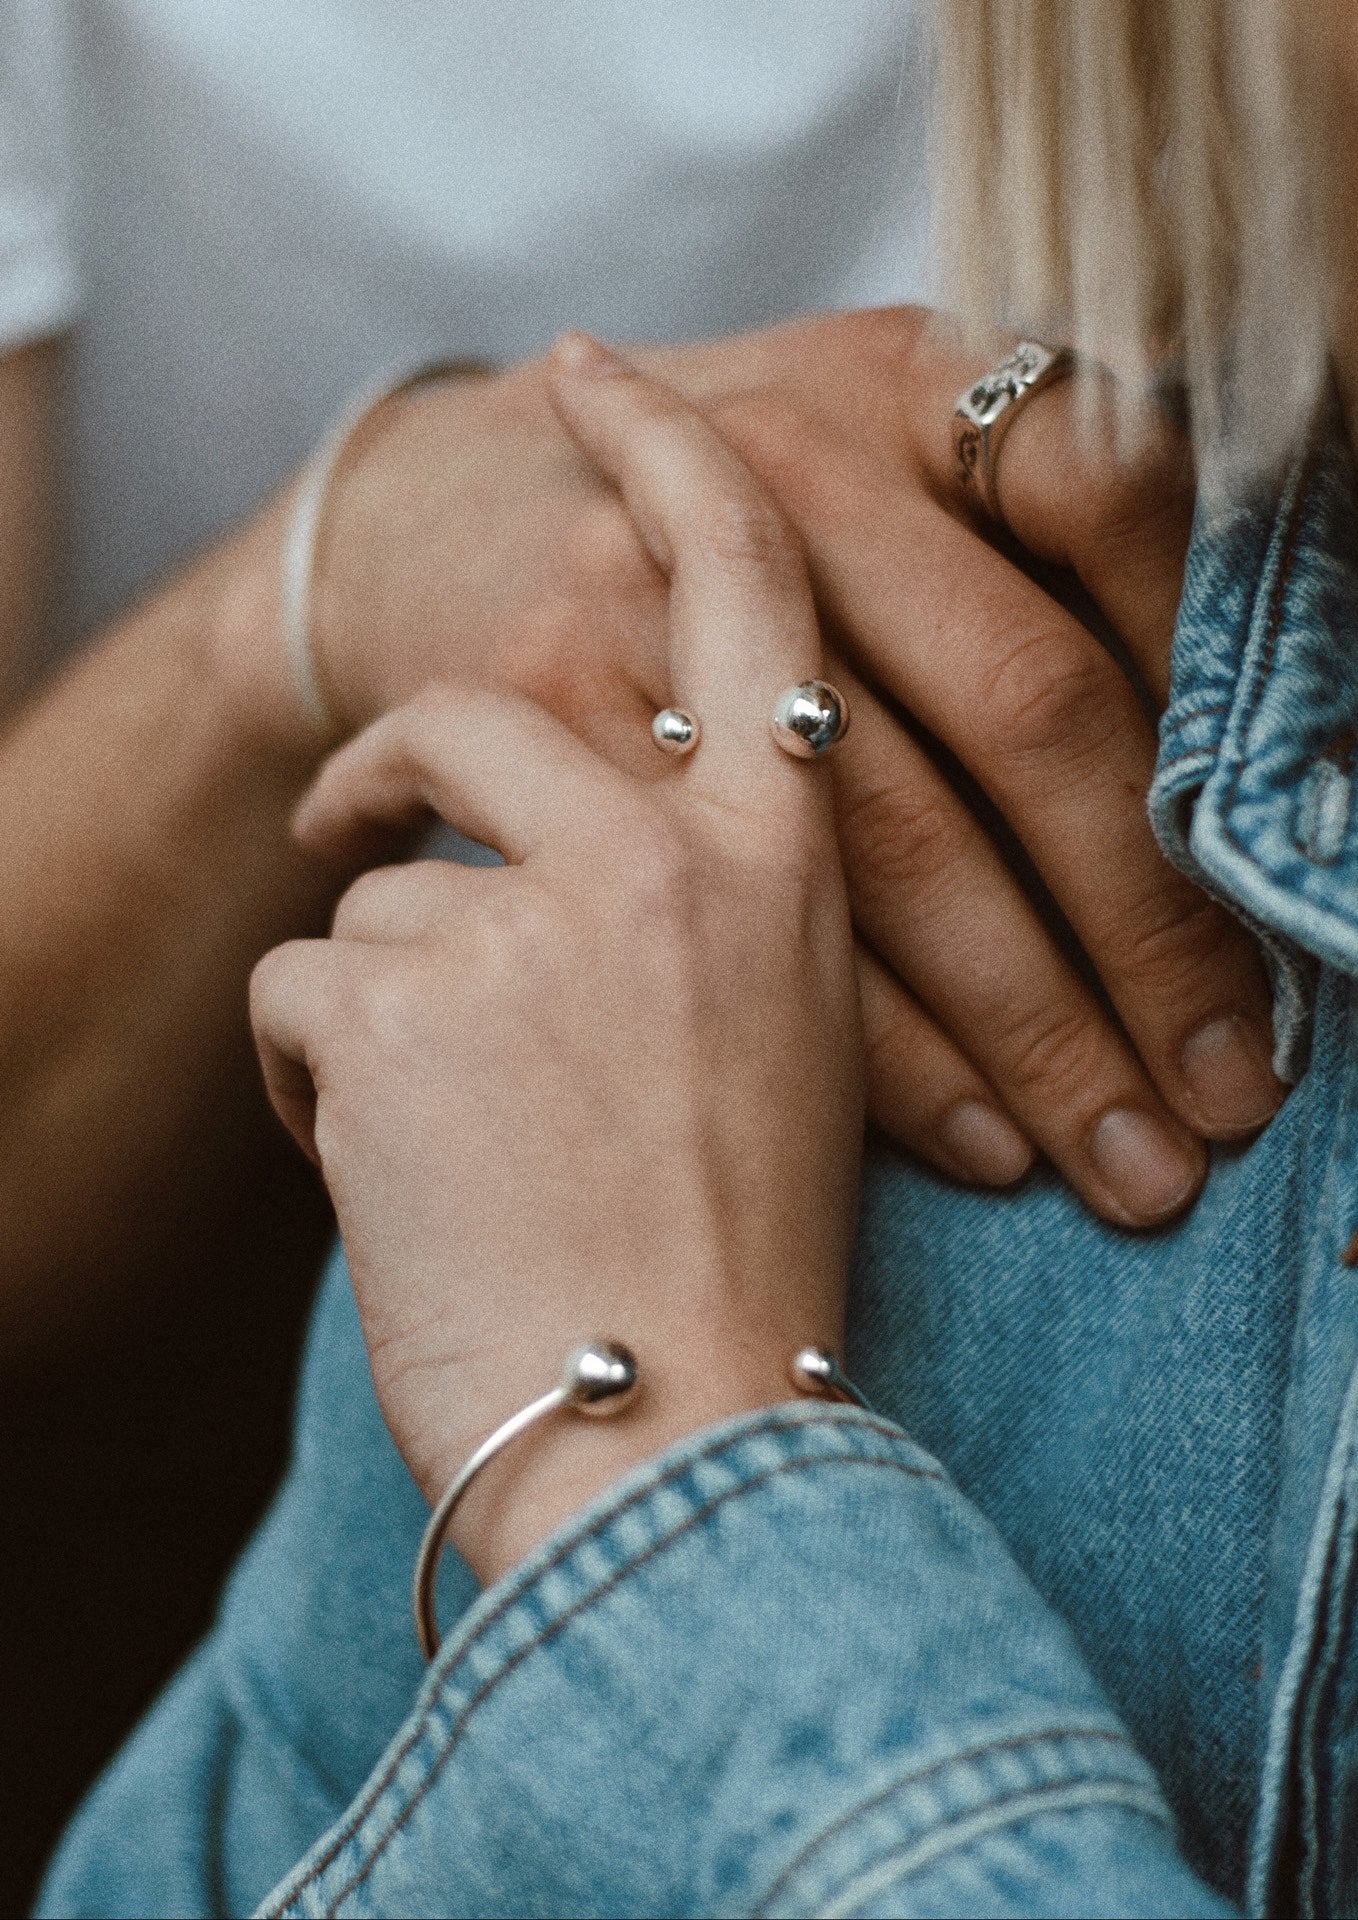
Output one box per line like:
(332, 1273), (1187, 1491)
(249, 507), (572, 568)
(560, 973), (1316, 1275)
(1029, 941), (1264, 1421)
(0, 364), (537, 1345)
(0, 341), (61, 712)
(0, 502), (339, 1344)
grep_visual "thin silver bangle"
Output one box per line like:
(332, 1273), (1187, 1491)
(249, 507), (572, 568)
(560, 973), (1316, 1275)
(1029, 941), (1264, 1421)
(280, 357), (494, 736)
(788, 1345), (876, 1411)
(413, 1339), (874, 1660)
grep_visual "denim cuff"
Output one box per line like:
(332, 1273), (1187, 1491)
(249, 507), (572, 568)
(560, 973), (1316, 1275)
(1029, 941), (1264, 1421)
(259, 1406), (1224, 1919)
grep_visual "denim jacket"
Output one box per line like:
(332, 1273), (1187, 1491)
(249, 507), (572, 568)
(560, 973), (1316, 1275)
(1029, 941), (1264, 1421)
(37, 403), (1358, 1919)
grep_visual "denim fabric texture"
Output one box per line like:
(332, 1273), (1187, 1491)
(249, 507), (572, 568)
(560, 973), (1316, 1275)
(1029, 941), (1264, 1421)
(36, 404), (1358, 1917)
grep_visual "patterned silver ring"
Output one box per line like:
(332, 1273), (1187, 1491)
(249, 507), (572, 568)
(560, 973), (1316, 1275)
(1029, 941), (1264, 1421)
(953, 341), (1074, 525)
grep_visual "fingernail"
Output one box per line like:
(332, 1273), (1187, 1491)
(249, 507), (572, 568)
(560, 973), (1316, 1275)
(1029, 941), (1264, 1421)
(938, 1100), (1035, 1187)
(552, 330), (626, 377)
(1180, 1014), (1284, 1134)
(1090, 1109), (1202, 1223)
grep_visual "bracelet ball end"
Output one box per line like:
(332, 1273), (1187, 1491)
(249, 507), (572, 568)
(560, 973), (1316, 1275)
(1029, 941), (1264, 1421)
(561, 1340), (640, 1415)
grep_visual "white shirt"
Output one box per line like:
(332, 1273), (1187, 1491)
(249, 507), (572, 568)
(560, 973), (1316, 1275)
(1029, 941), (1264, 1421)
(1, 0), (933, 633)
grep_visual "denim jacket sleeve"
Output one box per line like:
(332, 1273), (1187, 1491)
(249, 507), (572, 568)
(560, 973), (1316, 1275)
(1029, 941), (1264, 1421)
(257, 1406), (1236, 1920)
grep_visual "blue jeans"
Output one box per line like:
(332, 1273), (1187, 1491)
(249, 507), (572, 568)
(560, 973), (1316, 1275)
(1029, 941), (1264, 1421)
(39, 399), (1358, 1917)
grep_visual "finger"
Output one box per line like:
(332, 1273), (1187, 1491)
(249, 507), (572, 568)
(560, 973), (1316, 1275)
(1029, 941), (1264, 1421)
(834, 670), (1209, 1227)
(857, 946), (1034, 1189)
(897, 536), (1281, 1141)
(985, 374), (1194, 709)
(798, 468), (1282, 1141)
(906, 323), (1194, 707)
(330, 859), (485, 946)
(293, 682), (636, 867)
(249, 939), (342, 1163)
(545, 331), (824, 808)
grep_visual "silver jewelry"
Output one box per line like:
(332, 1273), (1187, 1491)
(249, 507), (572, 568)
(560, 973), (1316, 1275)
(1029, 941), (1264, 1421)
(281, 358), (493, 735)
(953, 340), (1074, 524)
(414, 1339), (638, 1659)
(770, 681), (850, 758)
(652, 707), (700, 755)
(413, 1337), (874, 1661)
(791, 1346), (876, 1412)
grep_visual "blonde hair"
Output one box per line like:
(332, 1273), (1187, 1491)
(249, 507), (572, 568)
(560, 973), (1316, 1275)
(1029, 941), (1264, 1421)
(934, 0), (1340, 479)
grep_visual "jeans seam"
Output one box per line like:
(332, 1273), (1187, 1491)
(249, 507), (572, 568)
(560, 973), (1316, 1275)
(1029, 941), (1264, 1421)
(807, 1777), (1171, 1920)
(1295, 1475), (1358, 1916)
(1250, 1366), (1358, 1912)
(1164, 700), (1233, 729)
(749, 1728), (1149, 1918)
(1217, 434), (1320, 864)
(269, 1406), (912, 1903)
(265, 1447), (941, 1918)
(1296, 1085), (1358, 1915)
(1157, 747), (1222, 784)
(1306, 1056), (1358, 1914)
(1249, 1047), (1358, 1913)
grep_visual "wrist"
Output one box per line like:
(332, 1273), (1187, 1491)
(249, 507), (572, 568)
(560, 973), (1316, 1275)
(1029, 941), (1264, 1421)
(399, 1329), (837, 1589)
(307, 364), (499, 731)
(211, 362), (499, 756)
(206, 494), (336, 764)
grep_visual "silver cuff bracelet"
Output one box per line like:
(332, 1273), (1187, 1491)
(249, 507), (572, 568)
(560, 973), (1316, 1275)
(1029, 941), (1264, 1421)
(413, 1339), (874, 1659)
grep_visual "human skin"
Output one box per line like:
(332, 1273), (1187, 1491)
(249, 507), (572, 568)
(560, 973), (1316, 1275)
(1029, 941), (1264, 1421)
(0, 340), (58, 710)
(248, 320), (1298, 1581)
(252, 338), (866, 1581)
(0, 305), (1281, 1352)
(314, 314), (1279, 1216)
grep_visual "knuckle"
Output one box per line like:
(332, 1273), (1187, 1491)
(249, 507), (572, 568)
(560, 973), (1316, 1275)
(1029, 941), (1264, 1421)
(862, 999), (914, 1091)
(1075, 430), (1194, 555)
(249, 943), (284, 998)
(839, 777), (962, 902)
(351, 951), (438, 1052)
(501, 600), (595, 713)
(589, 800), (701, 934)
(465, 885), (557, 990)
(404, 681), (459, 737)
(249, 939), (306, 1009)
(996, 1001), (1108, 1104)
(466, 886), (528, 960)
(619, 818), (694, 916)
(691, 491), (798, 574)
(330, 867), (400, 939)
(981, 627), (1123, 765)
(331, 861), (456, 940)
(407, 679), (511, 751)
(247, 952), (282, 1025)
(573, 495), (655, 589)
(1083, 465), (1151, 544)
(390, 683), (464, 774)
(1104, 879), (1233, 994)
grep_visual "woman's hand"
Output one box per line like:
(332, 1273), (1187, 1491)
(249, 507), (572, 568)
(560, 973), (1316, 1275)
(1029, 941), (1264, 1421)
(291, 307), (1282, 1229)
(250, 338), (863, 1585)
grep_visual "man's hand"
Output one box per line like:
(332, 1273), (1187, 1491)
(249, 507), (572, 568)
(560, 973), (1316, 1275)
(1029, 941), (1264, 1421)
(304, 308), (1281, 1229)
